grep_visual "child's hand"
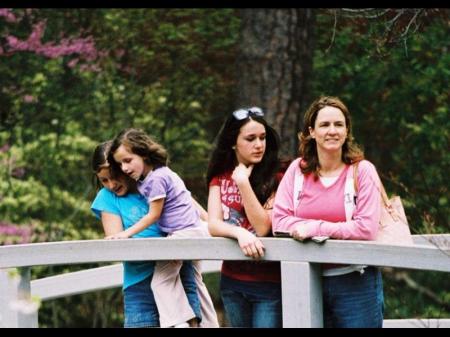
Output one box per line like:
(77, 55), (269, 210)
(232, 163), (253, 185)
(105, 231), (131, 240)
(236, 228), (265, 259)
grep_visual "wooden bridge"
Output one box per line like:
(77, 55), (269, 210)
(1, 234), (449, 328)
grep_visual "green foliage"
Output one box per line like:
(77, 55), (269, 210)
(313, 12), (449, 320)
(1, 8), (447, 327)
(21, 129), (96, 194)
(0, 130), (96, 230)
(383, 269), (450, 319)
(0, 8), (240, 327)
(313, 13), (449, 235)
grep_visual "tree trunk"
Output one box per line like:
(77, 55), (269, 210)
(235, 9), (316, 157)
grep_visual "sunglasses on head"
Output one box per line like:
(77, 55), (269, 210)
(232, 107), (264, 120)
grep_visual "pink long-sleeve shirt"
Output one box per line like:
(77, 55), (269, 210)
(272, 158), (381, 240)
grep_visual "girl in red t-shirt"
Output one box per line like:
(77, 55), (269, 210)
(206, 107), (284, 328)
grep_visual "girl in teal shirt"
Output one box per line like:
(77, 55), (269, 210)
(91, 141), (201, 328)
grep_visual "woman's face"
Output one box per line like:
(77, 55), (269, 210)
(234, 119), (266, 166)
(96, 167), (129, 196)
(309, 106), (348, 154)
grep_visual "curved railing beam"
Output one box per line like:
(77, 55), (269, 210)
(1, 236), (449, 272)
(31, 261), (223, 301)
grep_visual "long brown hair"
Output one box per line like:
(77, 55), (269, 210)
(91, 140), (136, 191)
(108, 128), (168, 172)
(298, 96), (364, 176)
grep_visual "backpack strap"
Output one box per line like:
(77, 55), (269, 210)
(344, 163), (358, 221)
(293, 165), (304, 210)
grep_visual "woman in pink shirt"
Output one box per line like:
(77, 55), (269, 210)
(272, 96), (384, 328)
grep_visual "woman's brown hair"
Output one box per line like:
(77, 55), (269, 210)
(298, 96), (364, 176)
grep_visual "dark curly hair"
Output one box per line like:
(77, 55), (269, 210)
(206, 110), (281, 205)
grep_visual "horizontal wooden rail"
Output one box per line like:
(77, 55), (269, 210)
(27, 261), (450, 328)
(31, 261), (222, 301)
(1, 235), (449, 272)
(1, 234), (449, 328)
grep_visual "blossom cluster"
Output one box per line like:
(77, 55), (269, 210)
(0, 9), (100, 71)
(0, 222), (33, 245)
(5, 21), (98, 61)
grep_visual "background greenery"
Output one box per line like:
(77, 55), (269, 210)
(0, 8), (448, 327)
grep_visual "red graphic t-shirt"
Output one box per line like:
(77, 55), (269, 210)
(210, 172), (280, 283)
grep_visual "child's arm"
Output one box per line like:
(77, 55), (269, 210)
(208, 185), (265, 259)
(192, 197), (208, 222)
(105, 199), (164, 239)
(101, 212), (124, 237)
(232, 163), (272, 236)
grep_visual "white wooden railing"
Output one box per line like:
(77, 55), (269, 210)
(1, 234), (449, 328)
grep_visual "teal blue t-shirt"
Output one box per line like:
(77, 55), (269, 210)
(91, 188), (165, 290)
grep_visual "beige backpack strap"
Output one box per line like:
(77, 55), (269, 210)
(293, 164), (304, 210)
(344, 164), (357, 221)
(353, 162), (359, 194)
(379, 182), (391, 207)
(356, 160), (399, 221)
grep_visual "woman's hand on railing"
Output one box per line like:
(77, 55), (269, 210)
(291, 224), (310, 241)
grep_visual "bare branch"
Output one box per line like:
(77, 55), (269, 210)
(392, 270), (450, 311)
(325, 9), (338, 53)
(341, 8), (390, 19)
(331, 8), (440, 55)
(386, 9), (407, 27)
(398, 9), (424, 40)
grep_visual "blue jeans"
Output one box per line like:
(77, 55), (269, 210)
(123, 261), (201, 328)
(220, 275), (282, 328)
(323, 266), (384, 328)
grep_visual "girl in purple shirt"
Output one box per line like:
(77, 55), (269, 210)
(107, 128), (218, 328)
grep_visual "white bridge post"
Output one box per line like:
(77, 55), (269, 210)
(281, 262), (323, 328)
(0, 268), (38, 328)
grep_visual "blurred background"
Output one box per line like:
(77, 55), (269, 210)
(0, 8), (448, 327)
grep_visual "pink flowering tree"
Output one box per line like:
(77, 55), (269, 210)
(0, 9), (98, 65)
(0, 220), (33, 245)
(0, 9), (101, 244)
(0, 8), (101, 132)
